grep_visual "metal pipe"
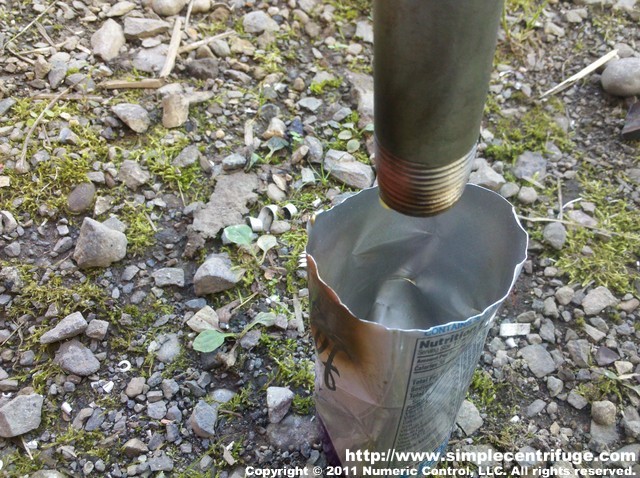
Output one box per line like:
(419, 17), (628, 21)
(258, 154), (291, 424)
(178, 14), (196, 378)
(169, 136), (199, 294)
(374, 0), (504, 216)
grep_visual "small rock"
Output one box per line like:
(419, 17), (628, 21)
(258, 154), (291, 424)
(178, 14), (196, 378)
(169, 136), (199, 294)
(186, 306), (219, 332)
(582, 286), (619, 315)
(566, 339), (591, 368)
(48, 61), (68, 89)
(194, 253), (244, 295)
(601, 58), (640, 97)
(149, 453), (174, 472)
(147, 400), (167, 420)
(67, 183), (96, 213)
(243, 11), (279, 34)
(499, 182), (520, 199)
(468, 162), (506, 191)
(0, 394), (44, 437)
(520, 344), (556, 377)
(499, 323), (530, 337)
(189, 400), (218, 438)
(40, 312), (88, 344)
(86, 319), (109, 340)
(543, 222), (567, 250)
(297, 97), (323, 113)
(151, 0), (187, 16)
(583, 323), (606, 343)
(118, 159), (150, 190)
(592, 400), (617, 426)
(456, 400), (483, 436)
(112, 103), (151, 133)
(222, 153), (247, 170)
(513, 151), (547, 181)
(267, 387), (294, 424)
(153, 268), (185, 287)
(73, 218), (128, 268)
(54, 339), (101, 376)
(162, 94), (190, 128)
(133, 44), (168, 73)
(526, 399), (546, 417)
(173, 144), (201, 167)
(567, 390), (589, 410)
(590, 420), (619, 446)
(595, 346), (620, 366)
(126, 376), (146, 398)
(323, 149), (374, 189)
(91, 19), (125, 61)
(124, 17), (171, 39)
(192, 0), (211, 13)
(106, 1), (136, 17)
(186, 58), (219, 80)
(555, 286), (574, 305)
(355, 21), (373, 43)
(157, 333), (181, 363)
(267, 183), (286, 202)
(517, 186), (538, 204)
(123, 438), (149, 457)
(547, 376), (563, 397)
(0, 98), (16, 116)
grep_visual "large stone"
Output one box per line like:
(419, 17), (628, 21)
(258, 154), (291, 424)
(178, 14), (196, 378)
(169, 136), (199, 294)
(346, 71), (374, 122)
(112, 103), (151, 133)
(189, 400), (218, 437)
(0, 394), (43, 437)
(590, 420), (619, 446)
(194, 253), (243, 295)
(266, 414), (322, 450)
(355, 20), (373, 43)
(73, 218), (128, 268)
(156, 333), (181, 363)
(266, 387), (294, 424)
(186, 58), (219, 80)
(54, 339), (101, 376)
(582, 286), (618, 315)
(186, 306), (220, 332)
(172, 144), (201, 167)
(124, 17), (171, 39)
(323, 150), (375, 189)
(468, 162), (506, 191)
(243, 11), (279, 34)
(456, 400), (484, 436)
(601, 58), (640, 97)
(40, 312), (88, 344)
(151, 0), (188, 16)
(118, 159), (150, 190)
(91, 19), (126, 61)
(520, 344), (556, 377)
(192, 172), (259, 238)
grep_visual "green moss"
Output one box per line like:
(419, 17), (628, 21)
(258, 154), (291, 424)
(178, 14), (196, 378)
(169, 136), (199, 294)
(555, 178), (640, 294)
(292, 394), (315, 414)
(469, 369), (497, 408)
(330, 0), (371, 22)
(484, 99), (573, 163)
(309, 77), (343, 95)
(118, 201), (156, 255)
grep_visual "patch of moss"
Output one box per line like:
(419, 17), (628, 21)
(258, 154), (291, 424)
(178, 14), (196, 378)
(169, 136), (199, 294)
(484, 99), (573, 163)
(118, 201), (157, 255)
(555, 178), (640, 294)
(310, 77), (343, 95)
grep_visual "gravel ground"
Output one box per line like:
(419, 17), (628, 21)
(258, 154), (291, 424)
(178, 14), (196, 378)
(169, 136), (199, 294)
(0, 0), (639, 476)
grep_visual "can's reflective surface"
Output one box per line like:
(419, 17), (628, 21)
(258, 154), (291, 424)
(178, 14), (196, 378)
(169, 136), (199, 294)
(307, 185), (528, 470)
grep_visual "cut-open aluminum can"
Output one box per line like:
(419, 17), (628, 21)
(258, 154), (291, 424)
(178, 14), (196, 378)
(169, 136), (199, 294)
(306, 185), (528, 471)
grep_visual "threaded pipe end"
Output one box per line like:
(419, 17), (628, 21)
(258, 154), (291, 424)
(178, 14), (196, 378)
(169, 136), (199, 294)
(375, 139), (476, 217)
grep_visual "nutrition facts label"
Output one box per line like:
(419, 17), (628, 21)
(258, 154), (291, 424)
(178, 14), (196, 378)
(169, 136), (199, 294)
(391, 319), (490, 466)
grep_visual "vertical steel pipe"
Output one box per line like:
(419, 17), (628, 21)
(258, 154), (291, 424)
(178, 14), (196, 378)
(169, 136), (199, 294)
(374, 0), (504, 216)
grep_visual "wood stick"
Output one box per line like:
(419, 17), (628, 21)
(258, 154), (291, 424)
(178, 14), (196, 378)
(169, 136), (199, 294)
(177, 31), (234, 54)
(540, 50), (619, 98)
(31, 93), (103, 101)
(17, 83), (76, 174)
(184, 0), (196, 32)
(159, 18), (183, 78)
(2, 2), (57, 52)
(99, 78), (165, 90)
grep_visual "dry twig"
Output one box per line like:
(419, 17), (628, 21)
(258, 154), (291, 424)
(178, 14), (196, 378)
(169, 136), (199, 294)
(160, 18), (183, 78)
(177, 31), (235, 54)
(99, 78), (165, 90)
(540, 49), (619, 98)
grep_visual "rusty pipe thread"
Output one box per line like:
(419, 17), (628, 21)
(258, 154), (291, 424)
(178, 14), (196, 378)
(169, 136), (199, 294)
(374, 0), (504, 216)
(376, 140), (475, 216)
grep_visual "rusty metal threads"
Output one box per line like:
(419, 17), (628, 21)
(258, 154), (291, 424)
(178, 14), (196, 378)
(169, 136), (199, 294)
(375, 139), (476, 217)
